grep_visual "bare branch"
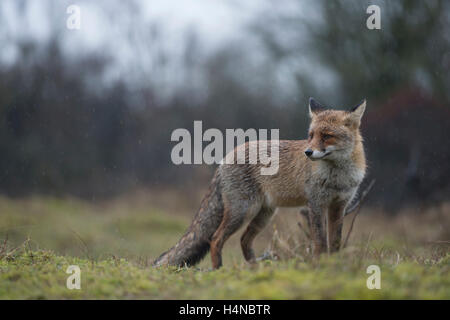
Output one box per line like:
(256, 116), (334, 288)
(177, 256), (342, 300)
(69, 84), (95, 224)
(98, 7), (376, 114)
(344, 179), (376, 217)
(343, 179), (376, 248)
(297, 221), (310, 239)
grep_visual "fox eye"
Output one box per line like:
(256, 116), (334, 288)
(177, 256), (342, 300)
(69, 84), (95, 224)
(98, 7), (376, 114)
(309, 132), (314, 140)
(322, 134), (333, 140)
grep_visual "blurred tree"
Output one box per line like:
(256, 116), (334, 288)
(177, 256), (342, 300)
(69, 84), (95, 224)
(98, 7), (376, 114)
(252, 0), (450, 209)
(253, 0), (450, 106)
(0, 0), (448, 210)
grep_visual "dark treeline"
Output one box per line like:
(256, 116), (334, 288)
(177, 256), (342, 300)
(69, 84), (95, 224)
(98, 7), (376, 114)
(0, 40), (293, 198)
(0, 0), (449, 210)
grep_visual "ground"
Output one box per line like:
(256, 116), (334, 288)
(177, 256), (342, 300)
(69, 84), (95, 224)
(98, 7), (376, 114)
(0, 194), (448, 299)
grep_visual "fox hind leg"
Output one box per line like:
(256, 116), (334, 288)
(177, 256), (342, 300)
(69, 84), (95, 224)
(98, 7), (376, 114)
(240, 207), (274, 263)
(210, 207), (236, 269)
(210, 200), (261, 269)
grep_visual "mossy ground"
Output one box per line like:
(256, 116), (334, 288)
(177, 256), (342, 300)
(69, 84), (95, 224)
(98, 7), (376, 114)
(0, 195), (448, 299)
(1, 248), (448, 299)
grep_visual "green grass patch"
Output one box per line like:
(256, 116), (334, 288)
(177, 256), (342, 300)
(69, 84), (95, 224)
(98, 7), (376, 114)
(0, 196), (448, 299)
(0, 248), (448, 299)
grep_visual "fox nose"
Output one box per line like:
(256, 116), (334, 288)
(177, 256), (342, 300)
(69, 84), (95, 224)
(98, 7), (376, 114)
(304, 149), (313, 157)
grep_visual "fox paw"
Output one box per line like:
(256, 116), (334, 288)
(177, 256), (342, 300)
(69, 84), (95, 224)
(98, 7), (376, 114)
(255, 251), (278, 261)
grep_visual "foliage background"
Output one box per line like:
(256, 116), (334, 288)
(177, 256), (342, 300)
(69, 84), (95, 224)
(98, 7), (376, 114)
(1, 0), (449, 209)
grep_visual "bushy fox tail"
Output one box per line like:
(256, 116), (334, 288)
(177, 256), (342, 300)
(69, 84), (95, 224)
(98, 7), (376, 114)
(153, 171), (224, 267)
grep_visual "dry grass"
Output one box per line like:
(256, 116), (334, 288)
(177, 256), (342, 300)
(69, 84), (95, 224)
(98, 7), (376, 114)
(0, 193), (448, 299)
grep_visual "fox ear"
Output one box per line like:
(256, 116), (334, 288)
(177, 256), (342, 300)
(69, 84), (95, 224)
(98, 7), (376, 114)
(308, 97), (326, 117)
(347, 99), (366, 125)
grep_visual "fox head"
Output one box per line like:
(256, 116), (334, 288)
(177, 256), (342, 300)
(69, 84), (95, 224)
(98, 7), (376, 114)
(304, 97), (366, 162)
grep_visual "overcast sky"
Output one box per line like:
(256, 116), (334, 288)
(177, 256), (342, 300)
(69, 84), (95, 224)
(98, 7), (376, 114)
(1, 1), (267, 94)
(0, 0), (262, 58)
(0, 0), (334, 104)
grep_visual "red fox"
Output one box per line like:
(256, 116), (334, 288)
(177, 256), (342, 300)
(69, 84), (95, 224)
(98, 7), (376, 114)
(154, 98), (367, 269)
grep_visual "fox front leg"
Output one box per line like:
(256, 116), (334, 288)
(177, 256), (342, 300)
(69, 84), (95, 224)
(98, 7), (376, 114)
(308, 204), (327, 257)
(327, 201), (346, 253)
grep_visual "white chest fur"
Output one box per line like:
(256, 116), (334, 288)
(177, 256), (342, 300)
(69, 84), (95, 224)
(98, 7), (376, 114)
(307, 161), (365, 205)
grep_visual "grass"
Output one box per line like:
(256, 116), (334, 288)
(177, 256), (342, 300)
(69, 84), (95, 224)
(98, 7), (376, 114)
(0, 194), (449, 299)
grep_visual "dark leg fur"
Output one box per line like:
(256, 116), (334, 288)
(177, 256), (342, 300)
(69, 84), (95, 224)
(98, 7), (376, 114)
(308, 205), (327, 256)
(327, 201), (345, 253)
(240, 207), (274, 262)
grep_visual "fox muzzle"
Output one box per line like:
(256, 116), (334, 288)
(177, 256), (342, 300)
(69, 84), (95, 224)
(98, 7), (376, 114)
(304, 148), (331, 160)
